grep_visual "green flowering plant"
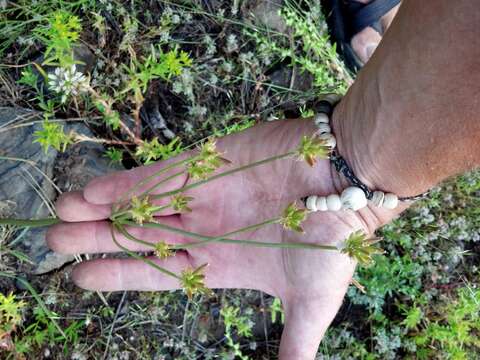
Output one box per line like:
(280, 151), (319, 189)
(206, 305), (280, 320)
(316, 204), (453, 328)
(127, 196), (158, 225)
(180, 264), (213, 299)
(297, 135), (331, 166)
(341, 230), (384, 266)
(187, 139), (228, 179)
(0, 134), (382, 298)
(280, 202), (308, 233)
(154, 241), (174, 259)
(33, 119), (75, 153)
(171, 194), (194, 213)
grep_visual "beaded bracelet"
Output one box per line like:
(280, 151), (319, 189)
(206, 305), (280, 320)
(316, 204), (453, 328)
(304, 95), (429, 213)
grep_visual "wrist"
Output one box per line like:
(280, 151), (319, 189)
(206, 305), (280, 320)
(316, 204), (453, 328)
(329, 90), (416, 228)
(332, 83), (437, 193)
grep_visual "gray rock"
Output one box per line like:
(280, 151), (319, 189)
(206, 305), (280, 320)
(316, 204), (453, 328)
(55, 122), (123, 191)
(245, 0), (288, 34)
(0, 107), (123, 274)
(269, 66), (313, 92)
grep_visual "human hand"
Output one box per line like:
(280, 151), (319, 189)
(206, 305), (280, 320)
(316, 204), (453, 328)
(47, 118), (391, 359)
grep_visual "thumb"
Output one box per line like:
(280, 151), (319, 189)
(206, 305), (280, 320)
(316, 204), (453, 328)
(279, 294), (346, 359)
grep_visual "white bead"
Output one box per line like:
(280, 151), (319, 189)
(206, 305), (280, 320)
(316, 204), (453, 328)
(314, 113), (329, 125)
(383, 193), (399, 209)
(371, 191), (385, 207)
(318, 133), (337, 148)
(316, 196), (328, 211)
(316, 123), (331, 134)
(340, 186), (368, 211)
(306, 195), (318, 212)
(326, 194), (342, 211)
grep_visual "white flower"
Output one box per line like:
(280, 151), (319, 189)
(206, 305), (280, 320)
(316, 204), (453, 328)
(225, 34), (239, 53)
(47, 65), (89, 103)
(171, 14), (180, 24)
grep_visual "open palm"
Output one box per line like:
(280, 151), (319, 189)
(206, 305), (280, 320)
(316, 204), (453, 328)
(47, 118), (383, 359)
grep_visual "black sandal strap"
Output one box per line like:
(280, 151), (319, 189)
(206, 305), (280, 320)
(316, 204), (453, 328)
(349, 0), (401, 35)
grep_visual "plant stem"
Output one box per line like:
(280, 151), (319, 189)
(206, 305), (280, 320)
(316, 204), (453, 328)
(151, 151), (296, 200)
(174, 218), (281, 249)
(111, 224), (180, 280)
(120, 220), (338, 251)
(113, 157), (195, 210)
(139, 170), (185, 199)
(74, 134), (133, 146)
(115, 223), (156, 248)
(208, 238), (338, 250)
(0, 218), (60, 227)
(87, 86), (140, 144)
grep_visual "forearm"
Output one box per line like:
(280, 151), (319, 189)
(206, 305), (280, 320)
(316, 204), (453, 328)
(332, 0), (480, 201)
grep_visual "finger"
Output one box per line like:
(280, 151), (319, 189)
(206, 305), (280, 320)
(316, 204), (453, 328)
(56, 190), (178, 222)
(83, 152), (192, 205)
(47, 216), (186, 255)
(72, 252), (193, 291)
(71, 253), (264, 292)
(56, 191), (111, 222)
(279, 292), (349, 359)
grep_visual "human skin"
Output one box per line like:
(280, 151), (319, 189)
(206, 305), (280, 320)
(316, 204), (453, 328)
(46, 0), (480, 358)
(350, 0), (400, 63)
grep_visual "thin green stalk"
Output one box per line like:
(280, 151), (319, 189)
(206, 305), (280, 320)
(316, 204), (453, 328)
(209, 238), (338, 250)
(110, 224), (180, 280)
(138, 170), (186, 199)
(115, 223), (156, 249)
(0, 218), (60, 227)
(151, 151), (296, 200)
(120, 220), (338, 251)
(114, 156), (196, 209)
(115, 218), (278, 250)
(174, 218), (281, 249)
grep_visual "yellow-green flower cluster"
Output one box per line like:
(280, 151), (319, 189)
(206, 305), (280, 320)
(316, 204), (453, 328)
(180, 264), (213, 299)
(171, 194), (194, 213)
(187, 139), (227, 179)
(297, 135), (330, 166)
(340, 230), (384, 266)
(279, 202), (308, 233)
(154, 241), (174, 259)
(129, 196), (156, 225)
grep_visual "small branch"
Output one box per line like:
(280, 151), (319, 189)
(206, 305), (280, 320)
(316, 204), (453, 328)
(86, 86), (141, 144)
(74, 134), (133, 146)
(151, 151), (296, 200)
(115, 224), (156, 248)
(174, 218), (281, 249)
(121, 220), (338, 251)
(103, 291), (126, 360)
(0, 218), (60, 227)
(110, 224), (180, 280)
(133, 104), (142, 139)
(113, 157), (195, 210)
(139, 170), (186, 199)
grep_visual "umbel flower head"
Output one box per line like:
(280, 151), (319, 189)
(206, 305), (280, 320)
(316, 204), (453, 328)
(297, 135), (330, 166)
(340, 230), (384, 266)
(128, 196), (156, 225)
(47, 65), (89, 103)
(180, 263), (213, 300)
(187, 138), (227, 179)
(279, 202), (308, 233)
(154, 241), (174, 259)
(171, 194), (194, 213)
